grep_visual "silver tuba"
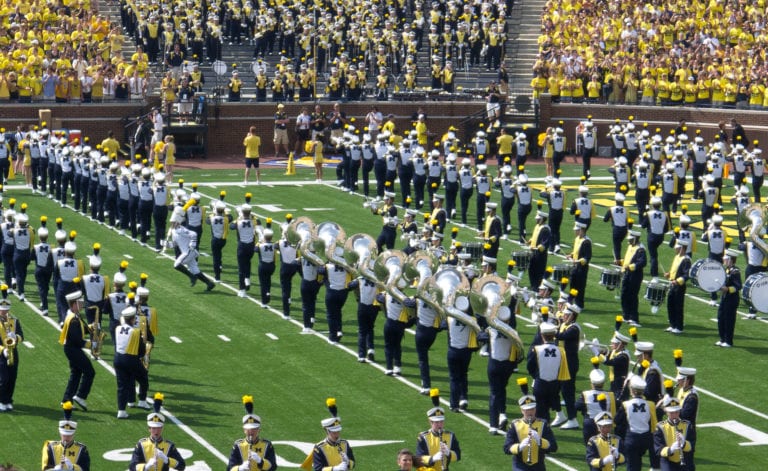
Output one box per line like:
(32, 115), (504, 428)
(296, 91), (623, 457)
(739, 203), (768, 257)
(426, 266), (481, 332)
(374, 249), (408, 303)
(471, 275), (525, 353)
(404, 250), (439, 295)
(312, 221), (347, 265)
(342, 233), (379, 279)
(286, 216), (324, 266)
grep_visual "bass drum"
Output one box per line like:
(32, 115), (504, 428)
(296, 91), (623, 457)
(742, 272), (768, 313)
(689, 259), (726, 293)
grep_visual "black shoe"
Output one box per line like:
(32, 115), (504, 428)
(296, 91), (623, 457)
(206, 282), (215, 291)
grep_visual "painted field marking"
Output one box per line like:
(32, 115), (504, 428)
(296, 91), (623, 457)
(170, 336), (183, 343)
(123, 254), (134, 259)
(303, 208), (337, 211)
(583, 322), (599, 329)
(266, 333), (278, 340)
(698, 420), (768, 446)
(23, 341), (34, 349)
(217, 334), (231, 342)
(593, 242), (607, 248)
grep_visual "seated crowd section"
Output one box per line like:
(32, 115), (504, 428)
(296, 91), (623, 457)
(0, 0), (513, 103)
(532, 0), (768, 109)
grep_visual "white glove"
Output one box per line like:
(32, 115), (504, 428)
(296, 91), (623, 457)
(529, 429), (540, 444)
(520, 437), (531, 449)
(143, 355), (150, 366)
(669, 441), (680, 453)
(249, 451), (262, 464)
(2, 348), (7, 358)
(156, 450), (168, 464)
(431, 451), (444, 463)
(333, 461), (349, 471)
(611, 446), (620, 459)
(440, 442), (450, 455)
(145, 457), (157, 470)
(603, 454), (614, 465)
(62, 457), (74, 470)
(238, 463), (250, 471)
(6, 331), (15, 340)
(91, 341), (99, 350)
(526, 298), (536, 309)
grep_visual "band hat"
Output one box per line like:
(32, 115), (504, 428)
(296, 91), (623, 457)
(634, 341), (654, 354)
(675, 238), (689, 248)
(628, 230), (642, 238)
(615, 192), (625, 202)
(89, 255), (102, 269)
(406, 209), (419, 217)
(536, 210), (549, 218)
(518, 394), (536, 410)
(0, 299), (10, 310)
(595, 411), (613, 426)
(712, 215), (723, 224)
(540, 279), (556, 290)
(725, 248), (741, 258)
(573, 222), (587, 230)
(540, 323), (558, 335)
(663, 397), (682, 412)
(147, 412), (166, 427)
(518, 174), (529, 184)
(552, 178), (562, 187)
(64, 241), (77, 253)
(566, 303), (582, 314)
(321, 417), (343, 431)
(676, 367), (697, 380)
(384, 191), (396, 198)
(486, 202), (497, 210)
(137, 287), (150, 297)
(58, 420), (77, 436)
(679, 215), (691, 225)
(482, 255), (497, 265)
(578, 185), (589, 193)
(612, 332), (631, 344)
(121, 306), (138, 318)
(427, 406), (446, 421)
(651, 197), (662, 205)
(242, 414), (262, 429)
(629, 376), (647, 390)
(65, 291), (83, 302)
(433, 194), (445, 201)
(589, 369), (606, 384)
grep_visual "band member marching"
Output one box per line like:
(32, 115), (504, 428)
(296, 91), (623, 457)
(503, 378), (557, 470)
(227, 395), (277, 471)
(42, 402), (91, 470)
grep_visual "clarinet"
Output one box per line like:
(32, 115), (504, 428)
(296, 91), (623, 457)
(525, 418), (534, 465)
(608, 433), (617, 471)
(675, 423), (685, 467)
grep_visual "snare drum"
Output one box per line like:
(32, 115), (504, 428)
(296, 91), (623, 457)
(552, 263), (572, 282)
(689, 259), (726, 293)
(599, 268), (621, 291)
(511, 250), (532, 271)
(742, 272), (768, 313)
(463, 242), (484, 263)
(644, 279), (669, 313)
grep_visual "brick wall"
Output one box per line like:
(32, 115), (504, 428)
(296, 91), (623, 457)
(0, 101), (486, 158)
(538, 95), (768, 152)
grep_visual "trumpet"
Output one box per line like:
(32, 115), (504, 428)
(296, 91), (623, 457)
(579, 333), (609, 356)
(3, 318), (16, 367)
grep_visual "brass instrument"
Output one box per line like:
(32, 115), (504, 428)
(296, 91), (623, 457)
(404, 250), (439, 295)
(313, 221), (347, 265)
(373, 250), (408, 303)
(470, 275), (525, 354)
(2, 318), (15, 367)
(342, 233), (379, 279)
(286, 217), (324, 266)
(579, 333), (609, 356)
(86, 306), (105, 360)
(739, 203), (768, 257)
(425, 267), (481, 333)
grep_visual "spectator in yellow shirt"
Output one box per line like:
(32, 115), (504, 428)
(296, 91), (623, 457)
(243, 126), (262, 184)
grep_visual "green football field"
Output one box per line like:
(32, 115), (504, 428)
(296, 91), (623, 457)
(1, 160), (767, 470)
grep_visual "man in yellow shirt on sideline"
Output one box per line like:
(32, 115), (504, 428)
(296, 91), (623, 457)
(101, 130), (120, 158)
(244, 126), (262, 184)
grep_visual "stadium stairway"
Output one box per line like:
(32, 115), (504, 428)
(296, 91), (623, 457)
(507, 0), (545, 90)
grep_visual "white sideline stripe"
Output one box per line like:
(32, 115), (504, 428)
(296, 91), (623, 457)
(170, 336), (183, 343)
(662, 374), (768, 421)
(710, 318), (718, 323)
(304, 207), (337, 211)
(16, 294), (229, 464)
(123, 254), (134, 259)
(266, 333), (278, 340)
(583, 322), (599, 329)
(217, 335), (231, 342)
(23, 341), (34, 349)
(593, 242), (607, 248)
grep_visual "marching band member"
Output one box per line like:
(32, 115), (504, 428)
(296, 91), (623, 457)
(59, 291), (95, 411)
(458, 158), (474, 225)
(373, 191), (398, 251)
(528, 210), (551, 289)
(481, 202), (502, 258)
(632, 342), (664, 415)
(414, 295), (441, 394)
(653, 397), (694, 470)
(11, 212), (33, 301)
(608, 155), (630, 194)
(114, 306), (149, 419)
(417, 390), (461, 471)
(129, 393), (186, 470)
(487, 306), (522, 434)
(82, 245), (108, 325)
(0, 294), (22, 411)
(749, 145), (765, 202)
(278, 218), (299, 320)
(233, 204), (257, 297)
(503, 378), (557, 470)
(676, 366), (699, 450)
(540, 178), (565, 253)
(55, 240), (84, 326)
(603, 193), (628, 264)
(227, 395), (277, 471)
(698, 175), (719, 227)
(106, 266), (129, 345)
(632, 160), (651, 224)
(42, 402), (91, 470)
(169, 206), (216, 291)
(664, 240), (691, 334)
(255, 224), (279, 306)
(570, 185), (594, 229)
(306, 398), (356, 471)
(600, 331), (632, 400)
(581, 120), (597, 178)
(33, 222), (54, 316)
(527, 322), (570, 421)
(498, 165), (516, 236)
(347, 273), (380, 363)
(576, 368), (616, 445)
(615, 377), (658, 471)
(515, 174), (533, 243)
(208, 201), (230, 282)
(552, 304), (582, 430)
(475, 165), (493, 230)
(443, 154), (459, 220)
(717, 249), (742, 346)
(430, 195), (447, 236)
(644, 197), (670, 277)
(586, 411), (625, 471)
(621, 229), (647, 326)
(689, 134), (709, 197)
(324, 249), (352, 344)
(446, 306), (477, 411)
(567, 222), (592, 308)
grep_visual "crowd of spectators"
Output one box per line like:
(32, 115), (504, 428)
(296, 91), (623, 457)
(532, 0), (768, 109)
(117, 0), (513, 102)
